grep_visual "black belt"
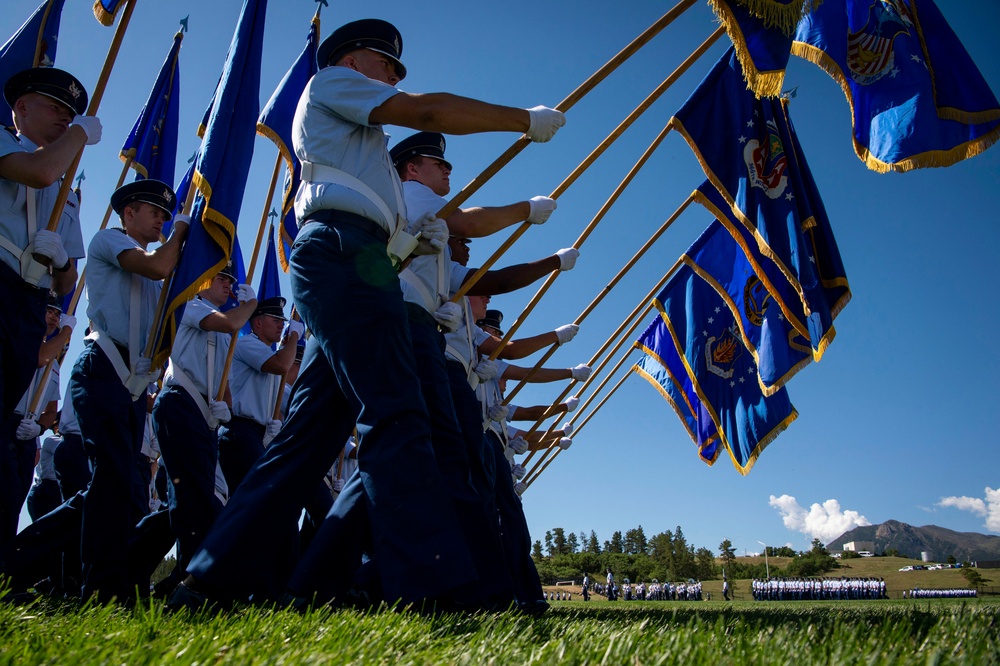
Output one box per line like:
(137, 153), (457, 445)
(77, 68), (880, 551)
(303, 209), (389, 245)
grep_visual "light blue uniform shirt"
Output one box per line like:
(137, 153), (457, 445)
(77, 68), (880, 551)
(170, 297), (231, 398)
(230, 333), (282, 425)
(85, 228), (161, 349)
(400, 181), (470, 312)
(292, 66), (403, 235)
(57, 384), (80, 435)
(15, 362), (59, 417)
(0, 131), (85, 287)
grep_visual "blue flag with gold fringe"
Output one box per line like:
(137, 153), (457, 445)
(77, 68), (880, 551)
(0, 0), (66, 125)
(792, 0), (1000, 172)
(120, 32), (182, 185)
(654, 257), (798, 475)
(152, 0), (267, 367)
(708, 0), (795, 97)
(682, 209), (814, 394)
(634, 316), (721, 466)
(93, 0), (125, 26)
(258, 13), (320, 271)
(669, 49), (852, 358)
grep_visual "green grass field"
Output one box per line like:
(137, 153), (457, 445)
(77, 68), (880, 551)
(1, 594), (997, 665)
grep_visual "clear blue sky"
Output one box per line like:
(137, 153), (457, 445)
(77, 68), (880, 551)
(8, 0), (1000, 558)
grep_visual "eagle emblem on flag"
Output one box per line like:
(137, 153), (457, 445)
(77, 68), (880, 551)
(846, 0), (914, 85)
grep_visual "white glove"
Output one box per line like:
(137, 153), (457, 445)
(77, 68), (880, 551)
(411, 213), (449, 255)
(59, 313), (77, 331)
(171, 213), (191, 234)
(71, 115), (103, 145)
(284, 319), (305, 339)
(555, 324), (578, 345)
(525, 105), (566, 143)
(474, 357), (500, 382)
(487, 403), (510, 422)
(265, 419), (282, 440)
(556, 247), (579, 271)
(560, 422), (575, 437)
(511, 463), (527, 480)
(563, 396), (580, 412)
(32, 230), (69, 268)
(571, 364), (592, 381)
(433, 302), (463, 333)
(235, 284), (256, 303)
(514, 480), (527, 495)
(16, 418), (41, 441)
(508, 436), (529, 455)
(210, 401), (231, 424)
(559, 436), (573, 450)
(333, 478), (345, 493)
(133, 357), (152, 377)
(526, 196), (556, 224)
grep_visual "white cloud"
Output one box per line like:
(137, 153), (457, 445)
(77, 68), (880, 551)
(769, 494), (872, 543)
(938, 487), (1000, 534)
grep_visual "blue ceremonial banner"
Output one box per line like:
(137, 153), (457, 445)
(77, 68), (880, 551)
(120, 32), (182, 184)
(93, 0), (125, 26)
(668, 48), (823, 335)
(152, 0), (268, 367)
(634, 316), (721, 466)
(161, 160), (195, 240)
(256, 225), (282, 302)
(792, 0), (1000, 172)
(654, 261), (798, 475)
(708, 0), (794, 97)
(682, 212), (814, 394)
(0, 0), (66, 125)
(257, 15), (320, 271)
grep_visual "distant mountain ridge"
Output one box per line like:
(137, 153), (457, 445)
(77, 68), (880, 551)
(827, 520), (1000, 562)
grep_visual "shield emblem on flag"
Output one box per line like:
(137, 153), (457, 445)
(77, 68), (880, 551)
(846, 0), (913, 85)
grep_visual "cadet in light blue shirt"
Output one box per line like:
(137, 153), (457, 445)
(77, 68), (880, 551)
(219, 296), (302, 492)
(68, 180), (188, 603)
(153, 261), (256, 580)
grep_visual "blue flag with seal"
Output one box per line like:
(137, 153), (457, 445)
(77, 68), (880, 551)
(634, 315), (721, 466)
(257, 12), (320, 271)
(152, 0), (267, 368)
(792, 0), (1000, 172)
(655, 258), (798, 475)
(93, 0), (125, 26)
(668, 48), (848, 356)
(120, 31), (182, 184)
(682, 207), (814, 394)
(0, 0), (67, 125)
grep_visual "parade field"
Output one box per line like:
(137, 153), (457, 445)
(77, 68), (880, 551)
(1, 596), (997, 665)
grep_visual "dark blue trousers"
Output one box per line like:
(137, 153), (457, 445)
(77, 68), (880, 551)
(217, 416), (266, 495)
(187, 216), (476, 605)
(152, 385), (220, 577)
(487, 431), (544, 604)
(53, 432), (91, 499)
(0, 262), (46, 426)
(70, 342), (147, 602)
(1, 414), (39, 563)
(26, 478), (61, 522)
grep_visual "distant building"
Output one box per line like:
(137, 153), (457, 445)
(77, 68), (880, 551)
(843, 541), (875, 553)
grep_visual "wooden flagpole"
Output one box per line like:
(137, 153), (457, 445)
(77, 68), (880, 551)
(450, 23), (720, 305)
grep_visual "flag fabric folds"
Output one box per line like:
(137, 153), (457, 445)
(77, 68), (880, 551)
(708, 0), (795, 97)
(792, 0), (1000, 172)
(633, 317), (720, 466)
(681, 208), (814, 394)
(152, 0), (267, 367)
(120, 32), (182, 184)
(256, 225), (282, 302)
(0, 0), (67, 124)
(643, 257), (798, 475)
(93, 0), (126, 26)
(669, 48), (851, 358)
(257, 16), (319, 271)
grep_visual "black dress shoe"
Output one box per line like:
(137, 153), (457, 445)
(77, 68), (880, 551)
(165, 581), (216, 614)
